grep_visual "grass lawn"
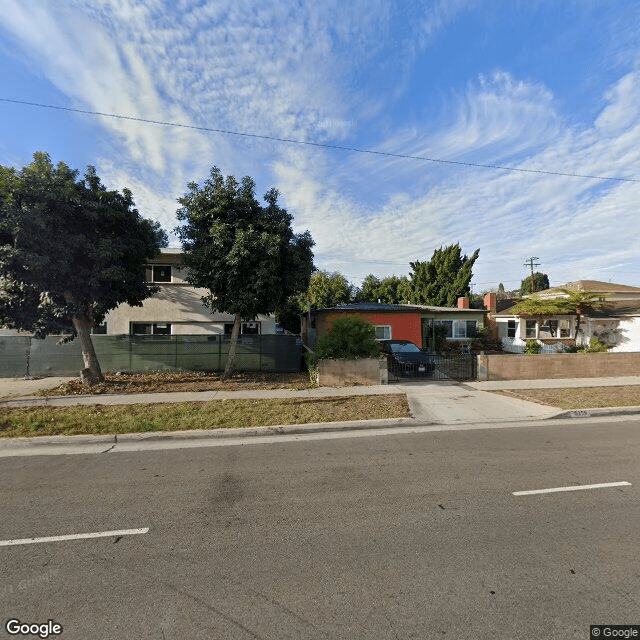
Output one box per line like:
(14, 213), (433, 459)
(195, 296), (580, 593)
(492, 386), (640, 410)
(0, 394), (410, 438)
(39, 371), (312, 396)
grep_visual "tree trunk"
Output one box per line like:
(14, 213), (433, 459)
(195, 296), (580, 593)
(72, 315), (103, 385)
(574, 314), (582, 341)
(223, 313), (242, 379)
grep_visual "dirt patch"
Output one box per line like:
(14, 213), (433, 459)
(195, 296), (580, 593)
(491, 386), (640, 410)
(38, 370), (312, 396)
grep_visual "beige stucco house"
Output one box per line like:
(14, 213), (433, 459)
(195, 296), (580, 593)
(101, 248), (276, 336)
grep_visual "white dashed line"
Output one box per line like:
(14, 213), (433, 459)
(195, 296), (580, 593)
(0, 528), (149, 547)
(513, 482), (631, 496)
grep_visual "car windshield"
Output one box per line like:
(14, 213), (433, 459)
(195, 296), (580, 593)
(389, 342), (421, 353)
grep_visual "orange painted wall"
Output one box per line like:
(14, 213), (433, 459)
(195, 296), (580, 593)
(324, 312), (422, 346)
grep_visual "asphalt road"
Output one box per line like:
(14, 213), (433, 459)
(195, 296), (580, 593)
(1, 418), (639, 640)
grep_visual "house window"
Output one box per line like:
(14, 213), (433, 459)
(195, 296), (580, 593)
(130, 322), (172, 335)
(151, 265), (172, 282)
(224, 322), (261, 335)
(539, 320), (558, 338)
(431, 319), (477, 339)
(453, 320), (466, 339)
(374, 325), (392, 340)
(525, 319), (537, 338)
(453, 320), (477, 339)
(440, 321), (453, 338)
(507, 320), (516, 338)
(559, 319), (570, 337)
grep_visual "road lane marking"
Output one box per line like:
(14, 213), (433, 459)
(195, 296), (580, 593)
(0, 528), (149, 547)
(513, 482), (631, 496)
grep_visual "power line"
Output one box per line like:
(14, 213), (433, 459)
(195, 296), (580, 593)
(1, 97), (638, 183)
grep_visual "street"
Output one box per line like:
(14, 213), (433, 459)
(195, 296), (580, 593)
(1, 418), (639, 639)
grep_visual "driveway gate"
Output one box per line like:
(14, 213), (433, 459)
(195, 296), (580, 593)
(387, 350), (477, 382)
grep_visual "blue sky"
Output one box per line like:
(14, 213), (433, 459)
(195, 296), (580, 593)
(1, 0), (639, 293)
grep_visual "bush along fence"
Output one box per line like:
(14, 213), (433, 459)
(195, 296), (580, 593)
(0, 334), (302, 377)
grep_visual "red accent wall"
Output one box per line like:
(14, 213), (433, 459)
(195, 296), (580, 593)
(325, 312), (422, 346)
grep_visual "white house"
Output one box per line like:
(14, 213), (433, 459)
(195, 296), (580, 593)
(494, 280), (640, 352)
(100, 248), (277, 336)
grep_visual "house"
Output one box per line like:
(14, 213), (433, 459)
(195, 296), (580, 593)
(494, 280), (640, 352)
(301, 297), (489, 350)
(101, 249), (276, 336)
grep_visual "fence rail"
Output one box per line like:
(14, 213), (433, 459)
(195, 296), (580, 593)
(0, 334), (302, 377)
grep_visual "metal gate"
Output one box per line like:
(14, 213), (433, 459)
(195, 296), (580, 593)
(387, 350), (477, 382)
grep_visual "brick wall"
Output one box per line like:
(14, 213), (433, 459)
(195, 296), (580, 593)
(477, 352), (640, 381)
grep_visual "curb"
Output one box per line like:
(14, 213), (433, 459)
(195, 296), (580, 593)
(0, 417), (420, 456)
(553, 405), (640, 419)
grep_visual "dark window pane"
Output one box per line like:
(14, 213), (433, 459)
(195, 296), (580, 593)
(153, 323), (171, 335)
(131, 323), (152, 335)
(153, 265), (172, 282)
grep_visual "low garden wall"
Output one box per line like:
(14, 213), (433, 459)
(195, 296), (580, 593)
(318, 358), (388, 386)
(477, 351), (640, 381)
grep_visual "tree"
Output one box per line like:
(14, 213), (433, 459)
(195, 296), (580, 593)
(510, 289), (608, 339)
(406, 244), (480, 307)
(0, 152), (167, 384)
(302, 270), (354, 310)
(520, 272), (550, 295)
(175, 167), (314, 377)
(356, 274), (411, 304)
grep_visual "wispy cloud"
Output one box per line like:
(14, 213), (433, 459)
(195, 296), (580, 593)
(1, 0), (640, 291)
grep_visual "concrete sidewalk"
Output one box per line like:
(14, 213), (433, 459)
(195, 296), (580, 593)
(1, 374), (640, 456)
(4, 375), (639, 425)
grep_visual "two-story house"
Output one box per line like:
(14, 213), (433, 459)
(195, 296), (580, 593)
(101, 249), (276, 336)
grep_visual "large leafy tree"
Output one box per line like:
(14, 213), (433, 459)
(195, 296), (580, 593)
(406, 244), (480, 307)
(175, 167), (314, 377)
(520, 272), (550, 295)
(511, 289), (608, 339)
(357, 274), (411, 304)
(301, 270), (354, 310)
(0, 152), (167, 383)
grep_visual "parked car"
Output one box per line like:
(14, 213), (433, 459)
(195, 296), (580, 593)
(379, 340), (435, 377)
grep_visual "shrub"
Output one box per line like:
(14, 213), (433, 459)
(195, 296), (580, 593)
(524, 339), (541, 355)
(586, 337), (609, 353)
(314, 316), (381, 360)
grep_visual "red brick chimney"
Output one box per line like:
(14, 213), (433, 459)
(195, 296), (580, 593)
(457, 296), (470, 309)
(483, 292), (497, 313)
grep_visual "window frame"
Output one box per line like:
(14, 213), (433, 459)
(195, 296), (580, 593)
(130, 322), (172, 335)
(223, 322), (262, 335)
(525, 319), (537, 338)
(374, 325), (392, 340)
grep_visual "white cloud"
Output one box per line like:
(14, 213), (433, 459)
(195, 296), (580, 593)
(2, 1), (640, 293)
(273, 66), (640, 289)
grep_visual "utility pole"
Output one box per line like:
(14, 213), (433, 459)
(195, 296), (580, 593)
(524, 257), (540, 293)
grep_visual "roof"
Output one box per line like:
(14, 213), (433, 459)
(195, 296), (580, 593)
(586, 300), (640, 318)
(314, 303), (484, 314)
(496, 299), (640, 318)
(534, 280), (640, 295)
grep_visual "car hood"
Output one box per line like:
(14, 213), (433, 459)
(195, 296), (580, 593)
(391, 352), (433, 363)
